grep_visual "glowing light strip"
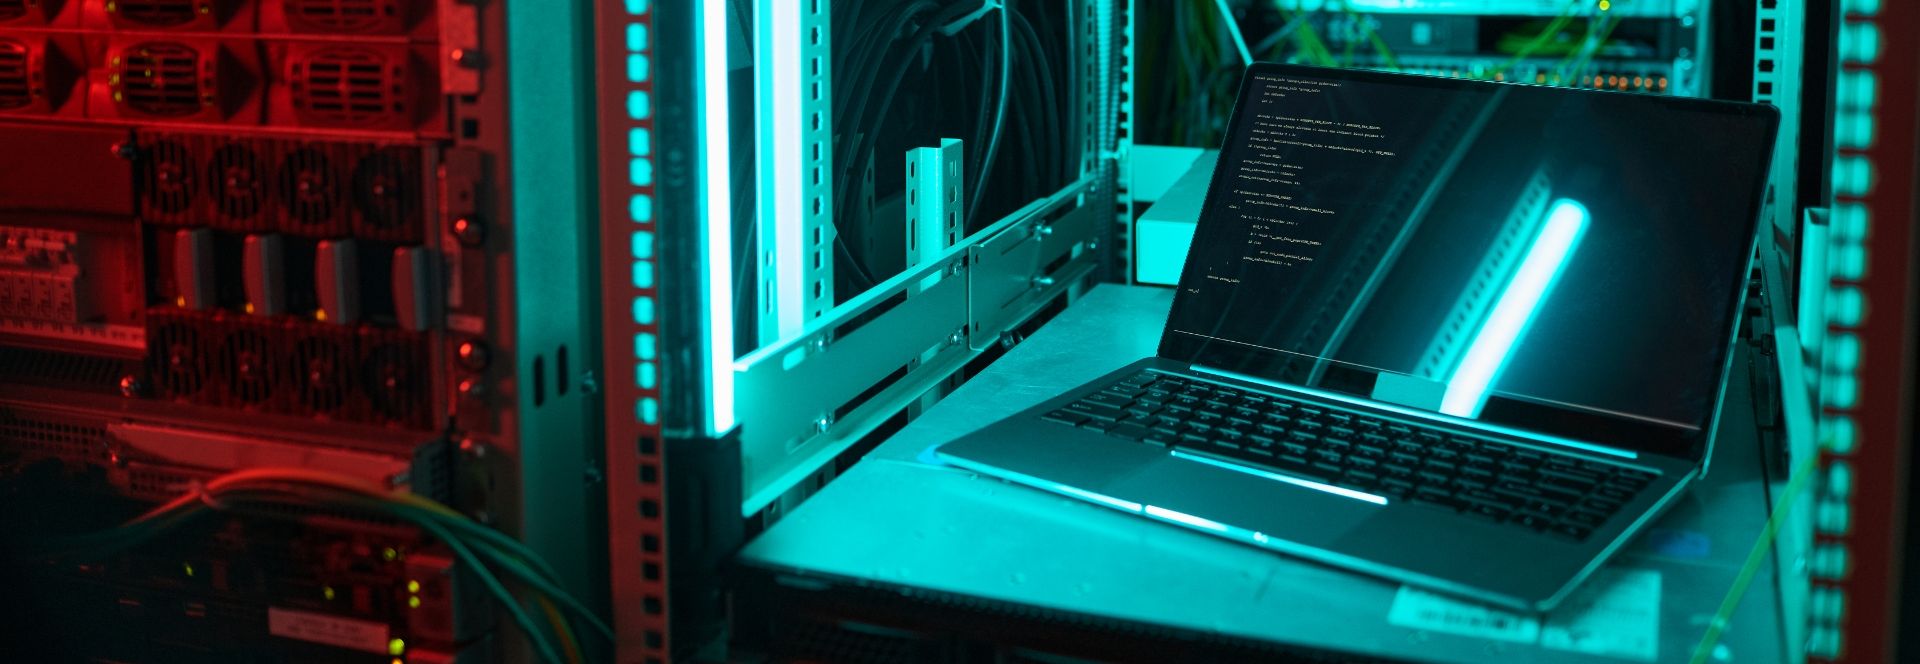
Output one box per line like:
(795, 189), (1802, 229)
(1144, 505), (1232, 533)
(1441, 199), (1589, 419)
(757, 0), (804, 339)
(1186, 366), (1636, 459)
(1171, 451), (1389, 505)
(700, 0), (735, 433)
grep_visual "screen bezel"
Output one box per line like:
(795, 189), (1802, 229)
(1157, 62), (1780, 461)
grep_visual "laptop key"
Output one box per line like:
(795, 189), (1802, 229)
(1564, 510), (1606, 527)
(1464, 503), (1509, 522)
(1594, 486), (1633, 502)
(1551, 523), (1593, 541)
(1248, 433), (1277, 447)
(1379, 478), (1415, 498)
(1107, 422), (1152, 441)
(1042, 410), (1088, 426)
(1511, 512), (1554, 531)
(1144, 431), (1179, 447)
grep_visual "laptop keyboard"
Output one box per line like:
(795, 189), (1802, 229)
(1040, 370), (1658, 541)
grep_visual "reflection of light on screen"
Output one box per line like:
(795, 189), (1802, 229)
(1441, 199), (1590, 418)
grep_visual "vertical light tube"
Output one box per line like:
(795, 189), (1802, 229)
(755, 0), (804, 342)
(1441, 199), (1590, 418)
(699, 0), (735, 434)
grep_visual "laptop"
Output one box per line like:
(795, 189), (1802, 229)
(936, 63), (1778, 612)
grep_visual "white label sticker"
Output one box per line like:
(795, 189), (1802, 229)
(1387, 586), (1542, 643)
(1542, 569), (1662, 662)
(267, 607), (390, 654)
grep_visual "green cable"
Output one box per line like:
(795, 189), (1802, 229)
(1688, 452), (1823, 664)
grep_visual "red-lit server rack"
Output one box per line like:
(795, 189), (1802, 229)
(0, 1), (601, 661)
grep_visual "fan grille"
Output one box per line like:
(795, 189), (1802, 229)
(216, 328), (276, 404)
(349, 147), (420, 240)
(291, 47), (406, 127)
(147, 318), (208, 398)
(139, 139), (197, 219)
(0, 40), (29, 110)
(207, 143), (266, 222)
(118, 42), (202, 117)
(277, 148), (339, 228)
(284, 0), (398, 33)
(292, 335), (353, 414)
(116, 0), (199, 27)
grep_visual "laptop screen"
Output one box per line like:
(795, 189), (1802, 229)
(1160, 64), (1777, 458)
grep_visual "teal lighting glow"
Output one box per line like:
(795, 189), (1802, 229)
(700, 0), (736, 433)
(755, 0), (806, 341)
(1144, 505), (1232, 533)
(1440, 199), (1590, 418)
(1055, 485), (1145, 513)
(620, 1), (659, 427)
(1172, 451), (1388, 505)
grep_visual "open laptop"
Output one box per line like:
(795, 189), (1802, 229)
(937, 63), (1778, 612)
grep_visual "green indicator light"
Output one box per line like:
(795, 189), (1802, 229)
(182, 563), (195, 577)
(323, 586), (336, 600)
(406, 580), (421, 593)
(382, 547), (399, 561)
(389, 638), (406, 656)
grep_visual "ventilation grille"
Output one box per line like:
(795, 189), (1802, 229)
(0, 408), (112, 468)
(115, 0), (200, 27)
(0, 40), (28, 110)
(0, 346), (132, 393)
(283, 0), (403, 34)
(290, 47), (408, 127)
(118, 42), (203, 117)
(145, 308), (432, 429)
(137, 133), (424, 243)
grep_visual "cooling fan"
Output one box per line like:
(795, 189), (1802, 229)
(359, 340), (420, 425)
(291, 334), (353, 415)
(139, 139), (198, 220)
(276, 147), (341, 233)
(207, 142), (267, 226)
(146, 318), (208, 398)
(215, 327), (278, 405)
(349, 148), (421, 242)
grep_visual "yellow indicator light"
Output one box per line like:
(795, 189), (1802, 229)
(244, 303), (255, 314)
(315, 309), (328, 322)
(174, 296), (186, 308)
(322, 586), (336, 600)
(393, 659), (404, 664)
(409, 596), (422, 609)
(382, 547), (398, 561)
(388, 638), (405, 656)
(407, 580), (421, 593)
(183, 563), (195, 577)
(1598, 0), (1611, 10)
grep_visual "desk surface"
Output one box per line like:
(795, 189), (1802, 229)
(737, 284), (1786, 664)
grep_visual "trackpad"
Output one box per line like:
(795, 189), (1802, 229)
(1105, 453), (1379, 547)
